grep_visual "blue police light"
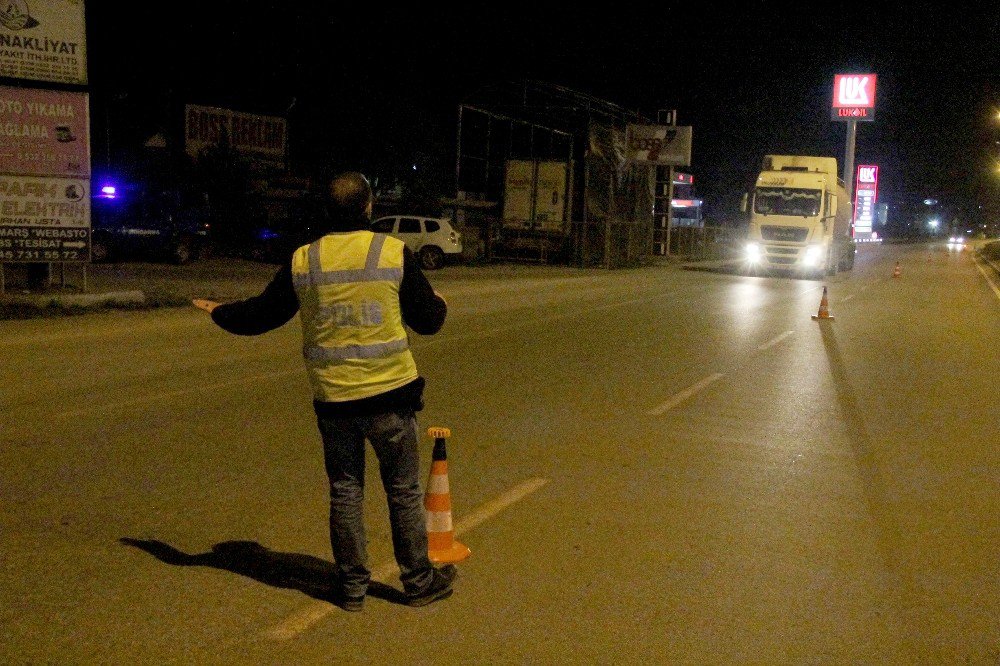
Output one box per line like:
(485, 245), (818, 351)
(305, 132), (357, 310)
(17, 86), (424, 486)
(99, 185), (117, 199)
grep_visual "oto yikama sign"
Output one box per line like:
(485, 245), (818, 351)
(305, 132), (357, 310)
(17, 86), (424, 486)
(0, 174), (90, 262)
(0, 0), (88, 85)
(0, 86), (90, 177)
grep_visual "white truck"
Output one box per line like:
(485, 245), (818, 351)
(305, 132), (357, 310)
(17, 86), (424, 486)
(743, 155), (855, 276)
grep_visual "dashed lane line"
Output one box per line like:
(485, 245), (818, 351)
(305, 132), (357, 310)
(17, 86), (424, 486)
(756, 330), (795, 352)
(646, 373), (726, 416)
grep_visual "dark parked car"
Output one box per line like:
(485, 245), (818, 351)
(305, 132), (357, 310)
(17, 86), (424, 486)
(90, 187), (211, 264)
(212, 193), (326, 264)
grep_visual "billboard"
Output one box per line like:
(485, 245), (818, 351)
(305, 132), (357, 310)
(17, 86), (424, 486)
(0, 174), (90, 262)
(185, 104), (287, 169)
(853, 164), (878, 234)
(0, 0), (88, 85)
(625, 125), (692, 166)
(832, 74), (877, 121)
(0, 86), (89, 177)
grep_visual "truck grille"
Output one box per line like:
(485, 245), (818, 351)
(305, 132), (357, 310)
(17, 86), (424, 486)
(763, 245), (801, 266)
(760, 226), (809, 242)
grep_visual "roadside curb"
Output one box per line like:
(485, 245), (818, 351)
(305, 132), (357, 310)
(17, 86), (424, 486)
(976, 242), (1000, 275)
(681, 259), (741, 273)
(0, 290), (147, 309)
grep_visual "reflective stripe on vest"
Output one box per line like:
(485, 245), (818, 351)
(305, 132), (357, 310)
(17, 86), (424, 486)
(291, 231), (418, 402)
(304, 338), (410, 362)
(292, 234), (403, 288)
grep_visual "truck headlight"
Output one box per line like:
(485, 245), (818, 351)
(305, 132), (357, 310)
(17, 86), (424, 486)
(803, 245), (822, 266)
(745, 243), (761, 262)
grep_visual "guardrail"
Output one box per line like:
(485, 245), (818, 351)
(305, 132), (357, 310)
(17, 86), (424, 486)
(977, 241), (1000, 275)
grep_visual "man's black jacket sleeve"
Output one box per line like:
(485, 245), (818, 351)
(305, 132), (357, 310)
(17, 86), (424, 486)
(211, 246), (446, 335)
(211, 263), (299, 335)
(399, 247), (447, 334)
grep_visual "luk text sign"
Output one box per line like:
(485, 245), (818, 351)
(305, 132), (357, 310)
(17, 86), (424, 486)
(853, 164), (878, 234)
(832, 74), (877, 121)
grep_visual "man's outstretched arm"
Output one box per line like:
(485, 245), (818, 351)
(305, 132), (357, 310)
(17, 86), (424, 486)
(399, 247), (447, 335)
(193, 263), (299, 336)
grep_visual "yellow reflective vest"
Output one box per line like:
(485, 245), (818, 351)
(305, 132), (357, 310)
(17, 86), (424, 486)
(291, 231), (418, 402)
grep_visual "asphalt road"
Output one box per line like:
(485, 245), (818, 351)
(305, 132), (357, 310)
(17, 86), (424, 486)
(2, 243), (998, 664)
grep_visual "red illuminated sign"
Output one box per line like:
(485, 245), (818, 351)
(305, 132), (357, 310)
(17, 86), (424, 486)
(832, 74), (877, 122)
(853, 164), (878, 234)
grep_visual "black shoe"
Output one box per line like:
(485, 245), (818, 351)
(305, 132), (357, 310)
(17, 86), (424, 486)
(406, 565), (458, 607)
(329, 590), (365, 612)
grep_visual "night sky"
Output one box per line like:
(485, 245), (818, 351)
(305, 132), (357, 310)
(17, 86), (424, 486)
(84, 2), (999, 221)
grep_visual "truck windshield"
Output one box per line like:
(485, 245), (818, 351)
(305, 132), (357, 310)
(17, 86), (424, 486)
(754, 188), (822, 217)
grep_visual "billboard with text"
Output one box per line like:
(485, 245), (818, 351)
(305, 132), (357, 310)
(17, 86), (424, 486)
(832, 74), (877, 121)
(0, 174), (90, 262)
(625, 125), (692, 166)
(0, 86), (90, 177)
(0, 0), (88, 85)
(853, 164), (878, 234)
(185, 104), (287, 169)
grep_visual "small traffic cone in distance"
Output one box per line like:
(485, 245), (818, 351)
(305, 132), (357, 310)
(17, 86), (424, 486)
(424, 427), (471, 564)
(812, 285), (835, 321)
(893, 262), (901, 278)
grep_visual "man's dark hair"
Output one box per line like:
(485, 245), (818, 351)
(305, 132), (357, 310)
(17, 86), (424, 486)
(326, 172), (372, 225)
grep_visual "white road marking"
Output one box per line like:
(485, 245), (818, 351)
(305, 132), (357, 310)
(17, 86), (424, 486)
(973, 255), (1000, 302)
(841, 294), (855, 303)
(52, 368), (301, 418)
(263, 477), (550, 641)
(647, 373), (725, 416)
(756, 330), (795, 352)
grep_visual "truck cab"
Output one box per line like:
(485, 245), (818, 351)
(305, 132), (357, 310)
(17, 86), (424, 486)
(744, 155), (855, 277)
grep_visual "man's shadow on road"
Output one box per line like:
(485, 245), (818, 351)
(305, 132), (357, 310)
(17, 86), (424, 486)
(119, 538), (407, 606)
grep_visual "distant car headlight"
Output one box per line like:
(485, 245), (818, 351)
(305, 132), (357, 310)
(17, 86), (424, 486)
(745, 243), (761, 262)
(803, 245), (822, 266)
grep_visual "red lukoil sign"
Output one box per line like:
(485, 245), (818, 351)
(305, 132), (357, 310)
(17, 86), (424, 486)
(832, 74), (877, 121)
(853, 164), (878, 233)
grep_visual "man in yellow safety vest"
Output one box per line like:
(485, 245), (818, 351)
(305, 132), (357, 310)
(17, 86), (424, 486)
(193, 172), (455, 611)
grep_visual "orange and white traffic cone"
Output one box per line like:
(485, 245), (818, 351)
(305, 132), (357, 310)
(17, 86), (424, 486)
(424, 427), (471, 564)
(811, 286), (835, 321)
(892, 262), (901, 278)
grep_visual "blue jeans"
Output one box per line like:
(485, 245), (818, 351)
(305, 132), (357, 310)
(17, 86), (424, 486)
(317, 410), (434, 597)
